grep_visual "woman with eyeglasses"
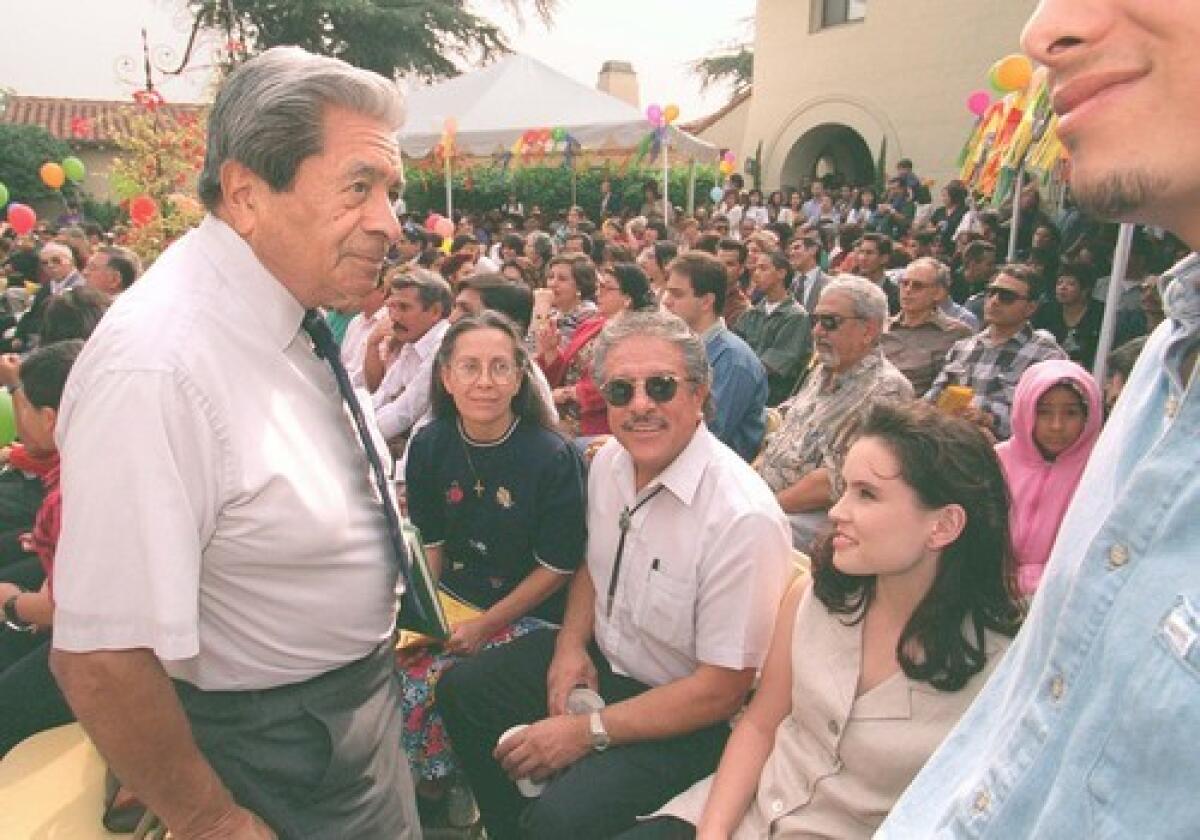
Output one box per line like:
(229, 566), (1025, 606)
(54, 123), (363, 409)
(623, 401), (1022, 840)
(537, 262), (658, 442)
(400, 311), (587, 814)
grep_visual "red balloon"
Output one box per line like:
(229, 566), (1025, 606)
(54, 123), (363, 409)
(6, 203), (36, 235)
(425, 212), (443, 233)
(129, 194), (158, 226)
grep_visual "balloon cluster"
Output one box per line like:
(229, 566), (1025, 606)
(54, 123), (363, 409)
(435, 116), (458, 161)
(512, 126), (574, 158)
(1, 155), (91, 235)
(719, 150), (736, 177)
(424, 212), (456, 252)
(966, 54), (1034, 118)
(645, 103), (680, 128)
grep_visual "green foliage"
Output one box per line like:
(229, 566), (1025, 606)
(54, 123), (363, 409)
(402, 161), (722, 221)
(80, 196), (123, 231)
(690, 43), (754, 98)
(0, 125), (74, 203)
(190, 0), (557, 80)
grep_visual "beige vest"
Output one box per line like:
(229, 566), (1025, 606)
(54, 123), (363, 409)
(654, 587), (1009, 838)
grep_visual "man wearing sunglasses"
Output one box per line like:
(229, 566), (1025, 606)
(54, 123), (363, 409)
(882, 1), (1200, 835)
(758, 276), (913, 550)
(925, 265), (1066, 440)
(437, 311), (793, 839)
(13, 242), (83, 352)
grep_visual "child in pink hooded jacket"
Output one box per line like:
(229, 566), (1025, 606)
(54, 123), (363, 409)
(996, 359), (1103, 596)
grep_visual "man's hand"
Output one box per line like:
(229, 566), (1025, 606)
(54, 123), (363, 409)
(178, 803), (276, 840)
(494, 715), (591, 782)
(546, 640), (598, 716)
(0, 353), (21, 388)
(535, 317), (561, 362)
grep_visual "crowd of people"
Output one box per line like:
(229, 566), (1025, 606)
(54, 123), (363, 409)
(0, 0), (1196, 835)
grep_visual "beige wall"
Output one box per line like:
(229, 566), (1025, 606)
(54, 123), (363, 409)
(743, 0), (1038, 191)
(694, 95), (752, 160)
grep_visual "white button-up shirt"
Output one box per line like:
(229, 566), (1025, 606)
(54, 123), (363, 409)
(340, 305), (388, 389)
(588, 425), (793, 687)
(53, 216), (399, 690)
(373, 318), (449, 440)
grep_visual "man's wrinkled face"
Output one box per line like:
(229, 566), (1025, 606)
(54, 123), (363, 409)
(83, 252), (122, 294)
(39, 245), (73, 283)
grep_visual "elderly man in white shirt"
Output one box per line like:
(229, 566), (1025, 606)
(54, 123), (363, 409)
(365, 268), (451, 444)
(50, 48), (420, 839)
(437, 310), (794, 840)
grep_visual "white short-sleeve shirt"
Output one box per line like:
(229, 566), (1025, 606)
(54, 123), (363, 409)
(52, 216), (400, 690)
(588, 425), (794, 688)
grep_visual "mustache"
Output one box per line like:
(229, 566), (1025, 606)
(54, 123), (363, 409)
(621, 413), (668, 432)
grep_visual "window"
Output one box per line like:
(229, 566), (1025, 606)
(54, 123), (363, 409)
(821, 0), (867, 28)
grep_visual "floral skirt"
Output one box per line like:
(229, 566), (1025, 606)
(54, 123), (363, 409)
(397, 615), (551, 782)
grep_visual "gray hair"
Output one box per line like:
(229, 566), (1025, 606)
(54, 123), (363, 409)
(391, 267), (452, 316)
(819, 275), (889, 330)
(198, 46), (405, 210)
(908, 256), (951, 290)
(593, 311), (713, 418)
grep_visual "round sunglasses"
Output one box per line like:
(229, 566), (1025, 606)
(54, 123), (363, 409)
(600, 375), (689, 407)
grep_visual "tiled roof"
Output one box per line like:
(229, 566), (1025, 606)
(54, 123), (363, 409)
(0, 95), (207, 146)
(681, 88), (752, 135)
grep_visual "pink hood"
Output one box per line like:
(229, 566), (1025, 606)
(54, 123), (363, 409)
(995, 359), (1102, 596)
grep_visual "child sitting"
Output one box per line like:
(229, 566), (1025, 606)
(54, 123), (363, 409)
(995, 359), (1102, 596)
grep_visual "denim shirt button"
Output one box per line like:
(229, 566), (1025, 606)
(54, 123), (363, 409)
(1107, 544), (1130, 569)
(1049, 675), (1065, 701)
(973, 789), (991, 814)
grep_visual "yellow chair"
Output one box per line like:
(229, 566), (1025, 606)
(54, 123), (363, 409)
(0, 723), (125, 838)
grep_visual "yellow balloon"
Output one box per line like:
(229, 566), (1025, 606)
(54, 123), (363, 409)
(39, 162), (65, 191)
(995, 54), (1033, 92)
(663, 104), (680, 124)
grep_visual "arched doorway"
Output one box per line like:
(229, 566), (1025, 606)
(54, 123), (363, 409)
(779, 124), (874, 188)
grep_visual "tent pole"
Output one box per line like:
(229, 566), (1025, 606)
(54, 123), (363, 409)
(571, 157), (578, 208)
(1007, 165), (1024, 263)
(445, 153), (453, 218)
(687, 160), (697, 216)
(1092, 222), (1136, 387)
(663, 132), (670, 223)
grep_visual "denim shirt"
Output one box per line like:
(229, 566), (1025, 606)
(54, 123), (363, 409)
(878, 254), (1200, 839)
(703, 321), (768, 462)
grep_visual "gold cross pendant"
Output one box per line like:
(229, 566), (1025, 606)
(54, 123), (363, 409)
(474, 480), (485, 497)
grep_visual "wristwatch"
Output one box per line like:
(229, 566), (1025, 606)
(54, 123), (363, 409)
(3, 592), (33, 633)
(588, 711), (611, 752)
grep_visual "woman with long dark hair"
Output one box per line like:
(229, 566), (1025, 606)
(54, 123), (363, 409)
(624, 400), (1022, 839)
(399, 311), (587, 808)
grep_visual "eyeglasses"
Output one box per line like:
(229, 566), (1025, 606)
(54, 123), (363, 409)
(39, 257), (66, 266)
(600, 375), (687, 407)
(898, 279), (935, 291)
(812, 313), (865, 332)
(448, 358), (522, 385)
(985, 285), (1029, 304)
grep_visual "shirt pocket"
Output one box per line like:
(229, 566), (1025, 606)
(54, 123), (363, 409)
(635, 565), (695, 651)
(1085, 594), (1200, 839)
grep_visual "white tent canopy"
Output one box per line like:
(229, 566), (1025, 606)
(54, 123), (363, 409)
(397, 54), (718, 163)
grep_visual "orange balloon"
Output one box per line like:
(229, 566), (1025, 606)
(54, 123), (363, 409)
(39, 162), (65, 191)
(994, 54), (1033, 92)
(663, 104), (680, 124)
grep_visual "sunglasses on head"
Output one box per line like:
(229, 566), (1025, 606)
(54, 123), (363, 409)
(600, 375), (685, 407)
(812, 313), (864, 331)
(985, 285), (1028, 304)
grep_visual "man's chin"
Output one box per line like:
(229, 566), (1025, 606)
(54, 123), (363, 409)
(1070, 167), (1169, 222)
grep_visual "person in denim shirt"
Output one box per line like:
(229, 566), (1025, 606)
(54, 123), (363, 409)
(879, 1), (1200, 836)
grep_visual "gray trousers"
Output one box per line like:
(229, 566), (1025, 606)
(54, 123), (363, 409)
(175, 642), (419, 840)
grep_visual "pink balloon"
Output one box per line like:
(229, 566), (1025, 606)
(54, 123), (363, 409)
(6, 203), (36, 236)
(435, 218), (455, 239)
(722, 151), (736, 164)
(967, 90), (991, 118)
(646, 104), (663, 126)
(425, 213), (443, 233)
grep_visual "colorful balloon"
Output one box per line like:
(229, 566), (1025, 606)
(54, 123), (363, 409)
(663, 104), (680, 124)
(967, 90), (991, 117)
(0, 182), (8, 208)
(39, 162), (65, 191)
(709, 186), (724, 202)
(62, 156), (86, 183)
(443, 116), (458, 135)
(435, 217), (455, 239)
(129, 194), (158, 226)
(719, 161), (733, 176)
(994, 54), (1034, 92)
(6, 203), (36, 235)
(425, 212), (444, 233)
(722, 151), (736, 164)
(552, 127), (566, 142)
(646, 104), (663, 126)
(0, 390), (15, 448)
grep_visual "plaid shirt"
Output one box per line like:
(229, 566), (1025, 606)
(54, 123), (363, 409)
(925, 323), (1066, 439)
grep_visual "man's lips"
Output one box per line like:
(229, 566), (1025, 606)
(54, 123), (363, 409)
(1052, 68), (1147, 129)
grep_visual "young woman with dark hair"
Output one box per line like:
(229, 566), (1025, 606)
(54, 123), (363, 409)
(399, 311), (586, 807)
(622, 400), (1022, 840)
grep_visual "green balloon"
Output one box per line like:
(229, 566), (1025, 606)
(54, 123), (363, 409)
(62, 156), (86, 184)
(0, 182), (8, 208)
(0, 389), (15, 447)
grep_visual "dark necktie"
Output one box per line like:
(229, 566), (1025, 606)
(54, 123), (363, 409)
(301, 310), (429, 628)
